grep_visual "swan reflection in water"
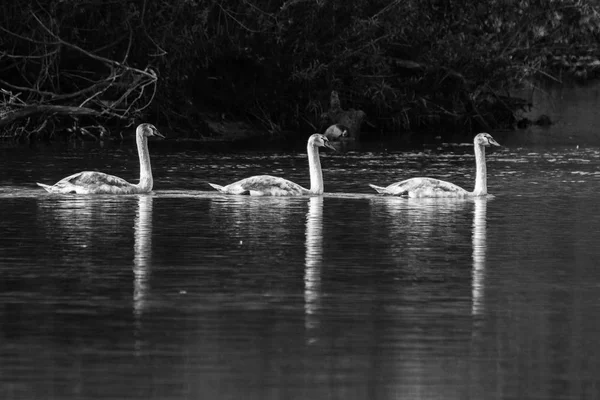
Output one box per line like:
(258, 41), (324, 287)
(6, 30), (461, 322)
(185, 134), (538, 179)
(304, 196), (323, 335)
(37, 197), (96, 252)
(133, 195), (153, 352)
(471, 197), (487, 317)
(370, 196), (487, 315)
(371, 196), (471, 272)
(367, 196), (490, 397)
(36, 196), (134, 264)
(207, 195), (304, 244)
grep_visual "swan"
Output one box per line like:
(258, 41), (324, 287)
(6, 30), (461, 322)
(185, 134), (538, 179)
(369, 132), (500, 198)
(208, 133), (335, 196)
(37, 123), (164, 194)
(324, 124), (349, 140)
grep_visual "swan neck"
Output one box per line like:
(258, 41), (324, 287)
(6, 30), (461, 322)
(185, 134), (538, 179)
(473, 143), (487, 196)
(136, 133), (153, 191)
(307, 143), (324, 194)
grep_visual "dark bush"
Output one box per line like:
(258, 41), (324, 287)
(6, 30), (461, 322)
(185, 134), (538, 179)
(1, 0), (599, 140)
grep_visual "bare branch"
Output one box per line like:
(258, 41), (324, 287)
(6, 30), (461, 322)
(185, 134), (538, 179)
(218, 4), (262, 33)
(30, 11), (156, 80)
(0, 105), (100, 128)
(0, 24), (61, 45)
(0, 79), (57, 98)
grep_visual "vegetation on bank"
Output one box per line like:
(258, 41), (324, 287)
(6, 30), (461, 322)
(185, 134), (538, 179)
(1, 0), (600, 142)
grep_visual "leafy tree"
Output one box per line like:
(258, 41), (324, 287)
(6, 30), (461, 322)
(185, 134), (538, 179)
(1, 0), (599, 140)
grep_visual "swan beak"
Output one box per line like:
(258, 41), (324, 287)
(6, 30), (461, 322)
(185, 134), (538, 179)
(153, 130), (166, 139)
(489, 138), (500, 147)
(324, 141), (337, 151)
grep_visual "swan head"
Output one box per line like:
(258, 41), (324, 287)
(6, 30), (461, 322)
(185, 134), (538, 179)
(137, 123), (165, 139)
(308, 133), (336, 151)
(474, 132), (500, 147)
(324, 124), (349, 140)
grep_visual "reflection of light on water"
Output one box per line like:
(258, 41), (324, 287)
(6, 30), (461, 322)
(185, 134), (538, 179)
(304, 196), (323, 334)
(471, 198), (487, 316)
(40, 197), (95, 249)
(134, 195), (153, 352)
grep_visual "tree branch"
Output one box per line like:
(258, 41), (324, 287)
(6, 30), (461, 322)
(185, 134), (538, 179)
(0, 105), (100, 128)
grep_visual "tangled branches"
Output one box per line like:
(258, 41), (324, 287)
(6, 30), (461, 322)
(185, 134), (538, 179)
(0, 5), (158, 140)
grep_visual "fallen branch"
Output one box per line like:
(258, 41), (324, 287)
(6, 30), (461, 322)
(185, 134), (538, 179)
(0, 8), (159, 137)
(0, 105), (100, 128)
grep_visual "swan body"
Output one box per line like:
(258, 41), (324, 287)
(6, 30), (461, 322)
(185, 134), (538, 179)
(208, 133), (335, 196)
(369, 132), (500, 198)
(37, 123), (164, 194)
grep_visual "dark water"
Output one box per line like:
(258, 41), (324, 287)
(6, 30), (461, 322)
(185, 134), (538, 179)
(511, 80), (600, 146)
(2, 139), (600, 399)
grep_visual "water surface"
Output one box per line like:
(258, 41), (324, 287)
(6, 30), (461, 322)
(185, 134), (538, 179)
(1, 139), (600, 399)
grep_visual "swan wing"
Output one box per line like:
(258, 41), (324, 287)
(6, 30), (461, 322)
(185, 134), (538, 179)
(379, 177), (469, 198)
(39, 171), (136, 194)
(210, 175), (308, 196)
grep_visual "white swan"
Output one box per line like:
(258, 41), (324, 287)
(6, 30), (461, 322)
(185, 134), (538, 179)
(37, 123), (164, 194)
(208, 133), (335, 196)
(369, 132), (500, 198)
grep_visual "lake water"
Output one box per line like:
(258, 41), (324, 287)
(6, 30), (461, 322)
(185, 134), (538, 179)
(1, 136), (600, 399)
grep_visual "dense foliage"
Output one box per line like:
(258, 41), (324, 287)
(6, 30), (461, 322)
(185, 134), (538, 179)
(1, 0), (600, 140)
